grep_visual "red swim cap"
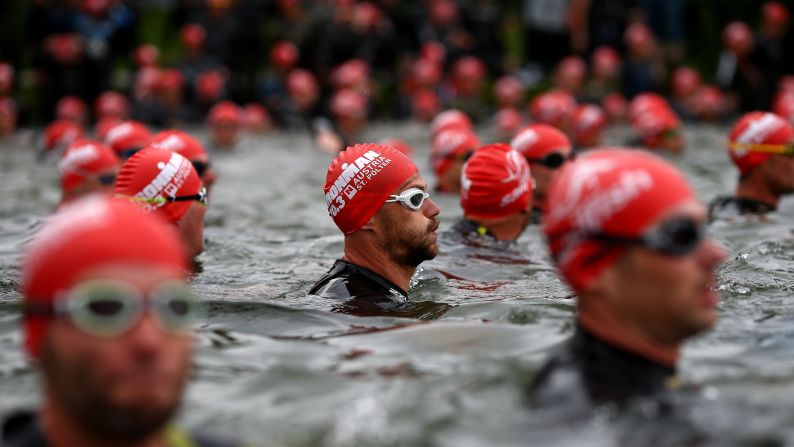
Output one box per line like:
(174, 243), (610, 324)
(544, 148), (695, 293)
(723, 22), (753, 55)
(412, 89), (440, 122)
(572, 104), (607, 147)
(0, 62), (15, 94)
(495, 107), (525, 139)
(762, 1), (790, 26)
(461, 143), (532, 220)
(331, 89), (367, 119)
(628, 93), (669, 122)
(529, 90), (576, 128)
(149, 129), (209, 163)
(181, 23), (206, 50)
(243, 103), (272, 130)
(671, 67), (702, 98)
(431, 128), (481, 178)
(208, 101), (242, 125)
(728, 111), (794, 175)
(104, 120), (151, 156)
(624, 23), (654, 53)
(270, 40), (299, 70)
(411, 58), (442, 87)
(160, 69), (185, 92)
(58, 139), (119, 193)
(554, 56), (586, 90)
(631, 107), (681, 149)
(591, 46), (621, 79)
(43, 120), (85, 153)
(21, 196), (187, 358)
(324, 143), (418, 235)
(420, 41), (446, 64)
(94, 91), (129, 119)
(494, 75), (524, 107)
(510, 123), (572, 160)
(115, 147), (203, 223)
(430, 109), (472, 137)
(56, 96), (87, 123)
(196, 70), (225, 102)
(601, 93), (627, 122)
(134, 44), (160, 68)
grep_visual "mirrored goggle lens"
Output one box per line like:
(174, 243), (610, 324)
(537, 152), (567, 168)
(149, 282), (201, 333)
(647, 217), (704, 255)
(191, 161), (209, 177)
(64, 280), (199, 337)
(97, 173), (117, 186)
(66, 281), (144, 337)
(406, 190), (428, 209)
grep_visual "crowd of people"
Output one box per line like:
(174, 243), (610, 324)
(4, 0), (794, 446)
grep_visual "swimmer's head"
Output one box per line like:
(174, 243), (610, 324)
(324, 143), (420, 235)
(460, 143), (532, 240)
(728, 111), (794, 175)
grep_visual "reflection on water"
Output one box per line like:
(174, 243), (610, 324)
(2, 123), (794, 445)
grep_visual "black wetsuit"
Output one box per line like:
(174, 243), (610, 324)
(309, 260), (450, 319)
(528, 325), (677, 412)
(1, 411), (235, 447)
(708, 196), (775, 222)
(451, 219), (495, 239)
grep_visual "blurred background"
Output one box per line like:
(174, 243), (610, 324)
(0, 0), (792, 129)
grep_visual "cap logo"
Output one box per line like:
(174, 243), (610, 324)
(499, 149), (531, 207)
(106, 122), (134, 145)
(136, 152), (191, 208)
(58, 144), (98, 174)
(510, 129), (538, 153)
(735, 113), (784, 154)
(151, 134), (185, 151)
(549, 159), (615, 225)
(325, 150), (392, 216)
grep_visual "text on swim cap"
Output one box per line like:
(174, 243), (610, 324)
(325, 150), (392, 217)
(134, 152), (192, 211)
(58, 144), (99, 175)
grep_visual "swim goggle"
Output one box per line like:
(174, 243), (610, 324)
(525, 152), (570, 169)
(191, 160), (210, 177)
(120, 186), (208, 207)
(24, 279), (201, 337)
(728, 142), (794, 156)
(584, 216), (705, 256)
(119, 146), (146, 160)
(385, 187), (430, 211)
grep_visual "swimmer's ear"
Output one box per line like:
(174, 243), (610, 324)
(359, 215), (377, 232)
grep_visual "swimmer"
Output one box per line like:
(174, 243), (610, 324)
(310, 143), (444, 316)
(454, 143), (532, 241)
(431, 127), (481, 193)
(104, 120), (152, 160)
(58, 139), (120, 205)
(5, 197), (234, 446)
(710, 112), (794, 219)
(529, 149), (726, 410)
(149, 130), (217, 193)
(115, 148), (207, 261)
(510, 124), (573, 223)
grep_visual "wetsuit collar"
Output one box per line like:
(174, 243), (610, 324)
(336, 259), (409, 297)
(578, 313), (680, 368)
(455, 218), (494, 237)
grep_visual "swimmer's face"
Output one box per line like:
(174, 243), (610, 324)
(211, 121), (238, 148)
(763, 154), (794, 194)
(373, 174), (441, 267)
(529, 160), (568, 212)
(438, 159), (465, 193)
(599, 201), (726, 344)
(39, 265), (192, 441)
(176, 201), (206, 259)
